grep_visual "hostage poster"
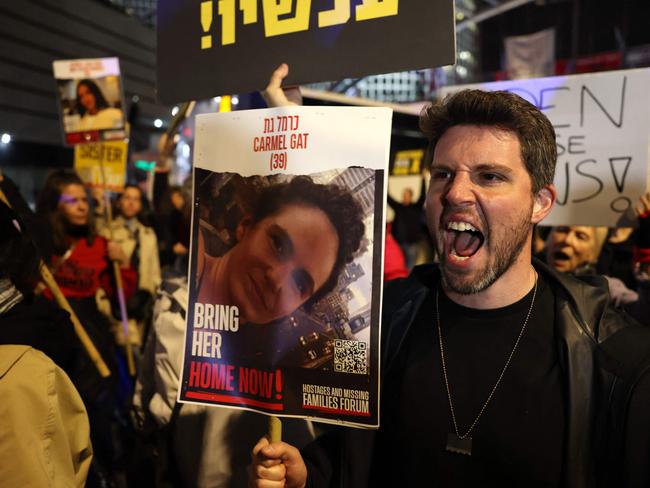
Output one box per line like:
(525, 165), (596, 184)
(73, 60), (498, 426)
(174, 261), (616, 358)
(178, 106), (391, 427)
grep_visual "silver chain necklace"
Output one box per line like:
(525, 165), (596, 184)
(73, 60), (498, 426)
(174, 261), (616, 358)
(436, 273), (538, 456)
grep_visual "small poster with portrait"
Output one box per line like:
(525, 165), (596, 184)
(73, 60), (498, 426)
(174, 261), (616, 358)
(52, 57), (127, 146)
(178, 106), (391, 428)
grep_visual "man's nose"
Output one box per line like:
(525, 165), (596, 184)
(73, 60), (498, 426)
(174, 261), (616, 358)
(565, 231), (578, 248)
(443, 172), (475, 206)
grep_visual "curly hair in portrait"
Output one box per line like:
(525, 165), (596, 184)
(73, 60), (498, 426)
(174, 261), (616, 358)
(36, 169), (95, 256)
(76, 79), (110, 116)
(251, 175), (365, 305)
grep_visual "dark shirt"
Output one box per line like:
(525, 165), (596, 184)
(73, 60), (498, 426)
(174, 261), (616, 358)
(375, 274), (564, 487)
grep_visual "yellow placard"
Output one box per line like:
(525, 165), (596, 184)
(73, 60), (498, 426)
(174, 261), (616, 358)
(392, 149), (424, 176)
(74, 141), (128, 192)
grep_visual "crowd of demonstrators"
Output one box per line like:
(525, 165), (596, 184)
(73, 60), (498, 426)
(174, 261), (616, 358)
(250, 87), (650, 487)
(2, 62), (650, 488)
(35, 169), (138, 487)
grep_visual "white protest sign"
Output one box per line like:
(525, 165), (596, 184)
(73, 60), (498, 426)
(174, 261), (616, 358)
(181, 107), (391, 428)
(440, 68), (650, 227)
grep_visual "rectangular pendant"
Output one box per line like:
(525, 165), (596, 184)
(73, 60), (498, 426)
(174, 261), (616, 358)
(446, 432), (472, 456)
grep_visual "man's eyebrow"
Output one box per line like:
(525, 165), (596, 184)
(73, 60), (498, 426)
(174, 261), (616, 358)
(474, 163), (514, 175)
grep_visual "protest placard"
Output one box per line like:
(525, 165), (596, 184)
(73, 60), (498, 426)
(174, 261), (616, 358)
(157, 0), (455, 104)
(392, 149), (425, 176)
(53, 57), (127, 146)
(440, 68), (650, 227)
(178, 106), (391, 427)
(74, 141), (128, 192)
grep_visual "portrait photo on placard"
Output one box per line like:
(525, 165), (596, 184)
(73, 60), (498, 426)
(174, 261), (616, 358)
(53, 57), (126, 144)
(56, 76), (125, 133)
(191, 167), (377, 371)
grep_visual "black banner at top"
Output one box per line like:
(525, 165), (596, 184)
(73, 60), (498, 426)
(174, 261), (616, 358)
(157, 0), (455, 104)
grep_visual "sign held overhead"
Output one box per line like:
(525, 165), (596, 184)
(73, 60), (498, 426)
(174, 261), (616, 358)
(157, 0), (455, 104)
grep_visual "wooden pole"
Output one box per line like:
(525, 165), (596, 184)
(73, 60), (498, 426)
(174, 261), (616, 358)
(97, 144), (136, 376)
(268, 416), (282, 444)
(0, 189), (111, 377)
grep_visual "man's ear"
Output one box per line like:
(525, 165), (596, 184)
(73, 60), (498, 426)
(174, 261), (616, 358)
(235, 216), (253, 242)
(532, 185), (556, 224)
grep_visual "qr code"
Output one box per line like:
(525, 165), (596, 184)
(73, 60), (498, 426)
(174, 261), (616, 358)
(334, 340), (367, 374)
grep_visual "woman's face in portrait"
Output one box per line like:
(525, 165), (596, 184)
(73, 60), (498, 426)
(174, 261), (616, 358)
(77, 83), (97, 114)
(58, 183), (89, 226)
(226, 203), (339, 324)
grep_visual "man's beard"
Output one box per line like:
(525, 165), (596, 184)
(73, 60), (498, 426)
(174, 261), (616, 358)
(438, 206), (533, 295)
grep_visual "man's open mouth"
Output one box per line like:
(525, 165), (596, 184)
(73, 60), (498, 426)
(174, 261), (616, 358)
(444, 221), (485, 261)
(552, 250), (571, 261)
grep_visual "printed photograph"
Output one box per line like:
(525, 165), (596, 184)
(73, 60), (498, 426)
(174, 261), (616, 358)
(190, 166), (379, 371)
(56, 75), (125, 134)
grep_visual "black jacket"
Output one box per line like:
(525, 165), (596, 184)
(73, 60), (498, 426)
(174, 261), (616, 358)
(304, 260), (650, 488)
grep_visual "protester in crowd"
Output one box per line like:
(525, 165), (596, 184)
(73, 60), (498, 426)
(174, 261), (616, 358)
(386, 175), (427, 269)
(0, 196), (93, 487)
(75, 78), (123, 131)
(250, 85), (650, 487)
(542, 198), (650, 326)
(36, 169), (137, 487)
(96, 184), (161, 346)
(544, 225), (608, 274)
(133, 274), (316, 488)
(597, 226), (637, 290)
(156, 184), (191, 270)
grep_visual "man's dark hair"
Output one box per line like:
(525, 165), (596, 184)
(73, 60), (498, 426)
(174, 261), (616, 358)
(420, 89), (557, 193)
(251, 175), (365, 304)
(76, 78), (109, 116)
(36, 169), (95, 256)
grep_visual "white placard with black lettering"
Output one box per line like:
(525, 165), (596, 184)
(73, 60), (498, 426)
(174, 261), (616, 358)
(440, 68), (650, 227)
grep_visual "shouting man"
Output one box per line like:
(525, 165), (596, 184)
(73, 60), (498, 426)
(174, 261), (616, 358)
(249, 88), (650, 488)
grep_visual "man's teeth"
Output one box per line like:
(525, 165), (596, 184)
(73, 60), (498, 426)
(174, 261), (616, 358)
(447, 221), (478, 232)
(450, 249), (470, 261)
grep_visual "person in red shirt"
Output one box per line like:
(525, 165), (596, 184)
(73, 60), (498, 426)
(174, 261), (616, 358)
(36, 169), (136, 487)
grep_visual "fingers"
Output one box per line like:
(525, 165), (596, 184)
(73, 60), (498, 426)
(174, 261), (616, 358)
(261, 63), (298, 108)
(247, 463), (285, 488)
(250, 437), (286, 487)
(268, 63), (289, 91)
(249, 438), (307, 488)
(107, 241), (127, 264)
